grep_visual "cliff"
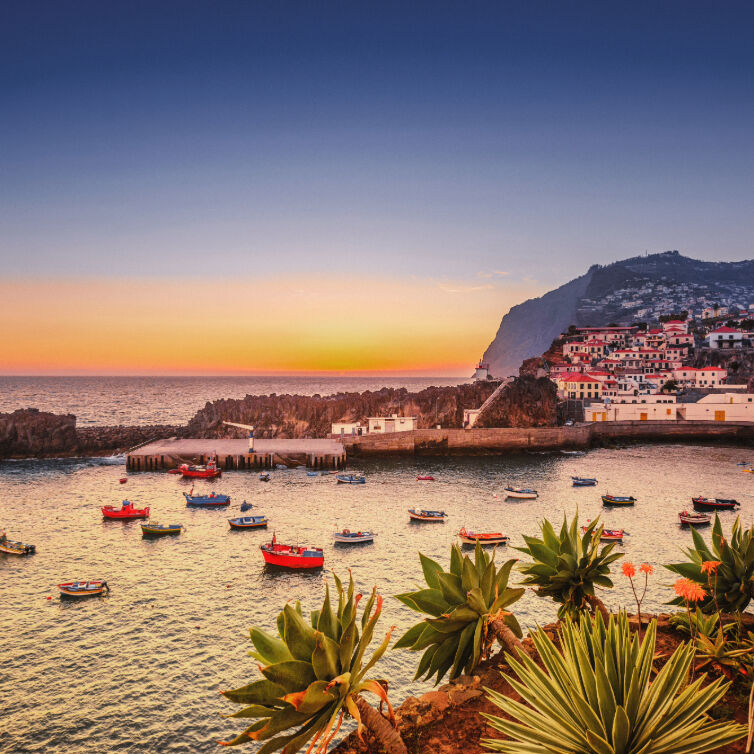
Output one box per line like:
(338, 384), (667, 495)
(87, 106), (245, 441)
(482, 250), (754, 377)
(183, 383), (499, 439)
(474, 376), (558, 428)
(692, 348), (754, 390)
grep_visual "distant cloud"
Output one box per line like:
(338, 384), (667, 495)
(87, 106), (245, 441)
(477, 270), (510, 279)
(438, 282), (495, 294)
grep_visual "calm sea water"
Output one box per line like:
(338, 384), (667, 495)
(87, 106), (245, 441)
(0, 376), (466, 426)
(2, 444), (753, 752)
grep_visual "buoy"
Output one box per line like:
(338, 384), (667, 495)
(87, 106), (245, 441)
(47, 596), (52, 600)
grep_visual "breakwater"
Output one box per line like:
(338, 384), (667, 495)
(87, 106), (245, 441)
(344, 421), (754, 456)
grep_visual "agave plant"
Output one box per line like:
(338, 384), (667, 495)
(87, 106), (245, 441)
(666, 514), (754, 613)
(668, 607), (728, 639)
(394, 542), (525, 684)
(482, 612), (747, 753)
(695, 629), (753, 680)
(516, 515), (622, 619)
(220, 572), (406, 754)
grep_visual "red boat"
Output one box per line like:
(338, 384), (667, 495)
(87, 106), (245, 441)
(119, 477), (127, 484)
(260, 535), (324, 569)
(416, 475), (435, 481)
(101, 501), (150, 520)
(178, 453), (222, 479)
(582, 525), (626, 543)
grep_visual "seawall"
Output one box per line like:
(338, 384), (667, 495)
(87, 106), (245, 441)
(344, 421), (754, 456)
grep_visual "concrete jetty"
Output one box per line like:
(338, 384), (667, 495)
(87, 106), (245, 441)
(126, 437), (346, 471)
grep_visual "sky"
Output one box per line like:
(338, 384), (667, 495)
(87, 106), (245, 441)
(2, 1), (753, 375)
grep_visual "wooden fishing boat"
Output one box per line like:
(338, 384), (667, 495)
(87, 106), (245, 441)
(101, 500), (150, 520)
(275, 464), (288, 470)
(228, 515), (268, 530)
(240, 500), (254, 512)
(743, 468), (754, 474)
(306, 471), (321, 477)
(58, 580), (109, 598)
(582, 526), (626, 542)
(416, 475), (435, 481)
(259, 472), (271, 482)
(679, 510), (712, 526)
(692, 496), (739, 512)
(601, 494), (636, 506)
(572, 476), (597, 486)
(141, 522), (183, 537)
(184, 491), (230, 507)
(333, 529), (376, 544)
(178, 453), (222, 478)
(458, 527), (508, 546)
(0, 532), (35, 556)
(336, 474), (366, 484)
(504, 486), (538, 499)
(408, 509), (447, 522)
(260, 535), (324, 569)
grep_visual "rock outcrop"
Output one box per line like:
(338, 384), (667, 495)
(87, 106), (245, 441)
(0, 408), (79, 458)
(183, 383), (500, 439)
(474, 376), (558, 428)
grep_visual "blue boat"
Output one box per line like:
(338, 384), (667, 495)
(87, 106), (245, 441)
(275, 464), (288, 470)
(572, 476), (597, 486)
(306, 471), (321, 477)
(240, 500), (253, 512)
(228, 515), (268, 530)
(259, 472), (271, 482)
(336, 474), (366, 485)
(184, 491), (231, 507)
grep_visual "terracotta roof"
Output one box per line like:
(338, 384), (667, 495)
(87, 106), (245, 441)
(566, 374), (600, 383)
(697, 367), (726, 371)
(710, 327), (742, 334)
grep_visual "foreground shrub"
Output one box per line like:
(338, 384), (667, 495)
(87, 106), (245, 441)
(220, 573), (406, 753)
(482, 612), (746, 753)
(395, 542), (525, 684)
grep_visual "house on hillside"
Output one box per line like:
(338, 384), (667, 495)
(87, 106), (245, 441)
(707, 327), (744, 349)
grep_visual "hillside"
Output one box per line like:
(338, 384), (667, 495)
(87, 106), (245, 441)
(482, 250), (754, 377)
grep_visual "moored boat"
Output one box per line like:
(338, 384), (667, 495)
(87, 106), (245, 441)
(691, 496), (739, 512)
(336, 474), (366, 485)
(178, 453), (222, 478)
(101, 500), (150, 520)
(240, 500), (254, 512)
(119, 477), (127, 484)
(679, 510), (712, 526)
(582, 525), (626, 542)
(0, 531), (35, 556)
(260, 535), (324, 569)
(601, 494), (636, 506)
(572, 476), (597, 486)
(141, 522), (183, 537)
(504, 486), (538, 499)
(333, 529), (376, 544)
(184, 491), (231, 507)
(458, 527), (508, 546)
(228, 515), (268, 530)
(58, 580), (109, 598)
(259, 472), (271, 482)
(408, 509), (447, 522)
(416, 475), (435, 481)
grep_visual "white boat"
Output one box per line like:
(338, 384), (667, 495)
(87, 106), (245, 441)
(333, 529), (376, 544)
(504, 486), (538, 500)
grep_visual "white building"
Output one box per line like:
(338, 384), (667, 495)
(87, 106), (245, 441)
(677, 393), (754, 421)
(585, 398), (677, 422)
(463, 408), (482, 428)
(367, 415), (417, 433)
(331, 421), (366, 436)
(708, 327), (744, 349)
(473, 361), (490, 381)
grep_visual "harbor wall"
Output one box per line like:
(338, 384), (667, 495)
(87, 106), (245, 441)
(344, 421), (754, 457)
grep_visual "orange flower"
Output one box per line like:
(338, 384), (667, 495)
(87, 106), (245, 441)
(622, 562), (636, 578)
(701, 560), (722, 574)
(639, 563), (654, 575)
(673, 578), (707, 602)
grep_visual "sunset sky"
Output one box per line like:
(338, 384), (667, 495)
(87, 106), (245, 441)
(2, 2), (753, 375)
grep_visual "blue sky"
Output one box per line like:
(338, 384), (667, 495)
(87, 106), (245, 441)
(1, 2), (753, 298)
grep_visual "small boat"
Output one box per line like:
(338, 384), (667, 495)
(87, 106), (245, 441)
(259, 472), (271, 482)
(743, 468), (754, 474)
(101, 500), (150, 520)
(333, 529), (376, 544)
(692, 496), (740, 512)
(240, 500), (253, 512)
(679, 510), (712, 526)
(458, 527), (508, 546)
(736, 461), (751, 466)
(260, 535), (324, 569)
(504, 486), (538, 500)
(336, 474), (366, 485)
(141, 522), (183, 537)
(119, 477), (127, 484)
(416, 475), (435, 481)
(0, 532), (35, 556)
(572, 476), (597, 486)
(178, 453), (222, 478)
(601, 494), (636, 506)
(306, 471), (321, 477)
(228, 515), (268, 530)
(275, 464), (288, 470)
(58, 580), (109, 598)
(582, 526), (626, 542)
(184, 491), (231, 507)
(408, 509), (447, 522)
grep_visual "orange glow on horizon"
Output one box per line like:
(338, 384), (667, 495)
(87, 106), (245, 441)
(0, 275), (543, 375)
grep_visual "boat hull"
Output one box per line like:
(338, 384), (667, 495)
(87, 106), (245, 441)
(333, 532), (375, 544)
(692, 497), (739, 512)
(572, 478), (597, 486)
(408, 511), (447, 522)
(261, 545), (324, 569)
(228, 518), (268, 530)
(336, 476), (366, 484)
(458, 535), (509, 546)
(0, 541), (35, 555)
(141, 525), (182, 537)
(58, 581), (108, 598)
(505, 492), (537, 499)
(102, 505), (149, 520)
(601, 496), (636, 506)
(679, 513), (711, 526)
